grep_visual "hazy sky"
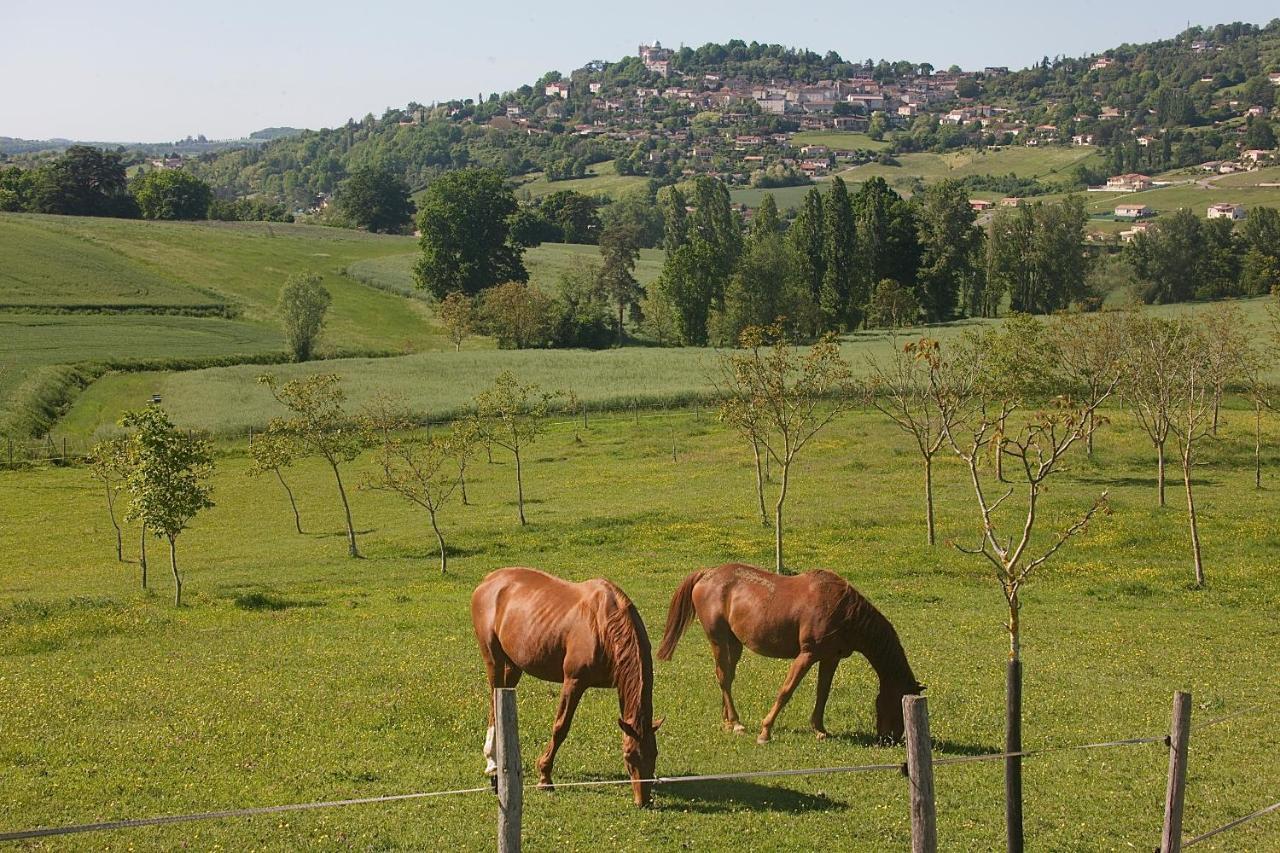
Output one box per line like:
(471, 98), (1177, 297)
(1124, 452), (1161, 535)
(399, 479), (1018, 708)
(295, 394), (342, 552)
(3, 1), (1276, 141)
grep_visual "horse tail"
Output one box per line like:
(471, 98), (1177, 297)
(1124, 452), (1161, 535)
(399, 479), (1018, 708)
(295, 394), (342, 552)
(657, 569), (705, 661)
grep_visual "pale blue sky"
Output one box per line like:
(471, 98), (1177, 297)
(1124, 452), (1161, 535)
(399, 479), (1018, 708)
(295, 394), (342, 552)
(3, 1), (1275, 141)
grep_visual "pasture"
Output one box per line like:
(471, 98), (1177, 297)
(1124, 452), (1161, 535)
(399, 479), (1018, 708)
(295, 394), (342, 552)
(835, 146), (1102, 191)
(2, 403), (1278, 849)
(789, 131), (892, 152)
(511, 160), (652, 202)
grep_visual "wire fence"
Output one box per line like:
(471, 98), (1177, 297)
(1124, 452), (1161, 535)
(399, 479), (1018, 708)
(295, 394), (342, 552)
(0, 729), (1172, 844)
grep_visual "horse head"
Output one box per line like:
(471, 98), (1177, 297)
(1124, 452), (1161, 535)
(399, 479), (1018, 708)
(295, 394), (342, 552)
(875, 680), (926, 744)
(618, 716), (663, 807)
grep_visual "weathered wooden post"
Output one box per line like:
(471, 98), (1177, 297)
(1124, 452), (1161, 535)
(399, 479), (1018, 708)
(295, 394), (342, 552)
(1161, 690), (1192, 853)
(495, 688), (522, 853)
(903, 695), (938, 853)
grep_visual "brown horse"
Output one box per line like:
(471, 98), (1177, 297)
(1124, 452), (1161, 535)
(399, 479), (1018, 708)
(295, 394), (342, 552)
(658, 563), (922, 744)
(471, 567), (663, 807)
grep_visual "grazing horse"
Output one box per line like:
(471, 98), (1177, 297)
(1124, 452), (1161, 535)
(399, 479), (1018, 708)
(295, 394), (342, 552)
(471, 567), (663, 807)
(658, 563), (923, 744)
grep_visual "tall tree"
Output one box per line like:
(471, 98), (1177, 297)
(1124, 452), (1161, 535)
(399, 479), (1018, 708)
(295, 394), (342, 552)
(1126, 208), (1205, 303)
(1241, 206), (1280, 296)
(657, 238), (720, 346)
(788, 187), (827, 310)
(597, 219), (645, 345)
(337, 165), (415, 233)
(852, 177), (920, 297)
(414, 168), (527, 298)
(657, 184), (688, 252)
(120, 405), (215, 606)
(131, 170), (212, 220)
(820, 177), (859, 329)
(278, 273), (332, 362)
(989, 198), (1089, 315)
(538, 190), (601, 244)
(916, 180), (984, 322)
(30, 145), (132, 217)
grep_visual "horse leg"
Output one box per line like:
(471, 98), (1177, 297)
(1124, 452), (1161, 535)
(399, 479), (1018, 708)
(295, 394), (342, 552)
(711, 639), (746, 733)
(757, 652), (817, 745)
(810, 658), (838, 740)
(536, 678), (584, 790)
(483, 653), (522, 777)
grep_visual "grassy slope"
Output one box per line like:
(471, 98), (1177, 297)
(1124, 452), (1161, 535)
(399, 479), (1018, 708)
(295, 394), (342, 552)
(0, 214), (443, 434)
(57, 296), (1280, 439)
(789, 131), (891, 152)
(512, 159), (651, 201)
(837, 147), (1102, 191)
(1, 407), (1277, 850)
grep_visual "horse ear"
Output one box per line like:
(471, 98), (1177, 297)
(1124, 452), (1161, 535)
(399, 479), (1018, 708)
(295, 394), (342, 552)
(652, 716), (665, 732)
(618, 718), (640, 739)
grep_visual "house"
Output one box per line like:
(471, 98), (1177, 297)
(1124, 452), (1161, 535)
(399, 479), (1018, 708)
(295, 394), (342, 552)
(1107, 173), (1153, 191)
(1115, 203), (1152, 219)
(1246, 106), (1267, 118)
(1120, 221), (1153, 242)
(588, 81), (602, 94)
(1191, 40), (1210, 52)
(544, 81), (570, 98)
(799, 159), (829, 175)
(1207, 203), (1246, 220)
(898, 104), (919, 118)
(1270, 72), (1280, 86)
(638, 42), (673, 77)
(1000, 197), (1024, 207)
(148, 155), (184, 170)
(799, 145), (828, 157)
(1136, 136), (1155, 147)
(1072, 134), (1095, 146)
(1100, 107), (1123, 119)
(1243, 149), (1273, 164)
(969, 199), (995, 211)
(1092, 57), (1116, 70)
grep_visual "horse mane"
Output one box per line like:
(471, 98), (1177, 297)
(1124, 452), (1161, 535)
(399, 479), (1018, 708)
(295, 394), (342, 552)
(597, 589), (653, 728)
(838, 583), (917, 689)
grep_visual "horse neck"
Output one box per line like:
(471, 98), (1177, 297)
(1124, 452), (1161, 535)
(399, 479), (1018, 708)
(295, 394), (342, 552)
(846, 594), (916, 691)
(606, 602), (653, 726)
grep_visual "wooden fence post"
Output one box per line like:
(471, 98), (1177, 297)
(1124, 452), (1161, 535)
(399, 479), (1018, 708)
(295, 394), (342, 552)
(903, 695), (938, 853)
(1161, 690), (1192, 853)
(495, 688), (522, 853)
(1006, 657), (1024, 853)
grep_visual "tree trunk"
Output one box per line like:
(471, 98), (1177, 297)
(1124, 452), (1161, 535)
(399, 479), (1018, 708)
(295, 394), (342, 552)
(1183, 448), (1204, 588)
(1086, 406), (1095, 457)
(751, 438), (769, 527)
(331, 462), (360, 558)
(1156, 439), (1166, 508)
(616, 302), (625, 348)
(459, 461), (470, 506)
(1211, 386), (1221, 437)
(430, 511), (447, 575)
(169, 536), (182, 607)
(1255, 400), (1263, 490)
(1005, 651), (1024, 853)
(773, 462), (790, 573)
(105, 486), (123, 562)
(140, 525), (148, 589)
(514, 446), (526, 526)
(275, 467), (303, 534)
(924, 454), (936, 546)
(996, 412), (1007, 482)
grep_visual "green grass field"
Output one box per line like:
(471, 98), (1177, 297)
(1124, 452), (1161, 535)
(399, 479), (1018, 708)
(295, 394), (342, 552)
(789, 131), (892, 152)
(837, 147), (1102, 193)
(512, 160), (652, 201)
(1, 403), (1277, 849)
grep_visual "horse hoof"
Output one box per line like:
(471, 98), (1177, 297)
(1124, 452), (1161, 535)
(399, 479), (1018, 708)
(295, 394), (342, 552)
(537, 780), (555, 793)
(756, 732), (771, 745)
(725, 721), (746, 734)
(814, 731), (829, 741)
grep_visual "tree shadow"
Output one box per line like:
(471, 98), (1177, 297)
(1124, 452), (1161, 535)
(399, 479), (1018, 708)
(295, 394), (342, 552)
(1075, 474), (1216, 488)
(932, 738), (1002, 756)
(656, 778), (845, 814)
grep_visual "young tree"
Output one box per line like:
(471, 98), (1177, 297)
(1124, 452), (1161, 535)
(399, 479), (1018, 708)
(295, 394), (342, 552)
(1045, 311), (1128, 456)
(248, 431), (304, 534)
(942, 356), (1116, 853)
(1121, 316), (1183, 507)
(414, 168), (528, 298)
(88, 437), (131, 562)
(363, 404), (472, 574)
(474, 372), (557, 526)
(278, 273), (332, 362)
(864, 279), (922, 329)
(1166, 323), (1215, 587)
(120, 406), (215, 606)
(259, 373), (367, 557)
(867, 337), (974, 545)
(336, 165), (415, 233)
(479, 281), (555, 349)
(437, 290), (477, 351)
(717, 324), (856, 572)
(1200, 303), (1250, 435)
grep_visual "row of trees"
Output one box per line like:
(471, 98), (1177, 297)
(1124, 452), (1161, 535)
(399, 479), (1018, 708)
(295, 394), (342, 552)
(1127, 206), (1280, 301)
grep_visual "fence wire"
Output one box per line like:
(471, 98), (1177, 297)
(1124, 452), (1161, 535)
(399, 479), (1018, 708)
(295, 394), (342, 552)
(1183, 798), (1280, 848)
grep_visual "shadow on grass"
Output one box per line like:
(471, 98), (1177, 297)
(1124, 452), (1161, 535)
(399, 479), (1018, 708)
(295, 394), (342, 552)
(231, 591), (326, 611)
(402, 543), (485, 560)
(1075, 474), (1217, 489)
(544, 772), (843, 813)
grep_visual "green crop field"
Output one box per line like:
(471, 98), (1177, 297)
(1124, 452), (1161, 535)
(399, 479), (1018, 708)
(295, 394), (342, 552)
(789, 131), (892, 152)
(1, 403), (1277, 850)
(837, 146), (1102, 192)
(512, 160), (652, 201)
(729, 183), (823, 211)
(346, 243), (665, 304)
